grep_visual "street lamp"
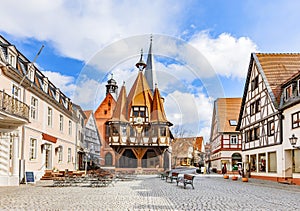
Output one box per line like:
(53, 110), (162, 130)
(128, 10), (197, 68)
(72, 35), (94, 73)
(289, 134), (300, 149)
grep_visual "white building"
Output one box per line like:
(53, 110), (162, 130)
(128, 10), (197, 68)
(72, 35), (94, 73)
(237, 53), (300, 185)
(0, 35), (79, 185)
(83, 110), (101, 170)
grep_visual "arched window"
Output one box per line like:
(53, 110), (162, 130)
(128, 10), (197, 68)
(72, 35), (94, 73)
(105, 152), (113, 166)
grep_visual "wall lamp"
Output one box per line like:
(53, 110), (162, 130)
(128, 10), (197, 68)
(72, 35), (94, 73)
(289, 134), (300, 149)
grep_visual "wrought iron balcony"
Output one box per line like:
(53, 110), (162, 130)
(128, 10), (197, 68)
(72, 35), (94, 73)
(0, 90), (29, 121)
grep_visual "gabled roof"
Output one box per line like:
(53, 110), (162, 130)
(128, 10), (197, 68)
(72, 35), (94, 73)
(215, 98), (242, 133)
(237, 53), (300, 130)
(110, 84), (128, 122)
(127, 70), (153, 108)
(150, 86), (171, 125)
(83, 110), (93, 126)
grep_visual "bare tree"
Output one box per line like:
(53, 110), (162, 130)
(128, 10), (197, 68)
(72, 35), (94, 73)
(171, 125), (191, 138)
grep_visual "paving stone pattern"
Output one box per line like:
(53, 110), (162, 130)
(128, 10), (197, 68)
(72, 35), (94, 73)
(0, 175), (300, 210)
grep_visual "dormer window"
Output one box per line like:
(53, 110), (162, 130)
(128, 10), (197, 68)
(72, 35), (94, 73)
(28, 64), (35, 82)
(229, 120), (237, 126)
(8, 52), (16, 68)
(43, 77), (48, 93)
(130, 106), (149, 123)
(285, 84), (293, 101)
(55, 88), (60, 102)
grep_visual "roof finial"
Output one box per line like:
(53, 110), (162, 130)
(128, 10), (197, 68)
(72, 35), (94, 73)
(135, 48), (147, 71)
(123, 81), (125, 86)
(111, 73), (113, 79)
(150, 34), (153, 43)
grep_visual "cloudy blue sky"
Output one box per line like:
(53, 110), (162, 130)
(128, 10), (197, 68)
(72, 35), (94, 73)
(1, 0), (299, 141)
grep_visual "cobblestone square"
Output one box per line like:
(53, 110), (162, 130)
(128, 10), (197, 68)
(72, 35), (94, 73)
(1, 175), (300, 210)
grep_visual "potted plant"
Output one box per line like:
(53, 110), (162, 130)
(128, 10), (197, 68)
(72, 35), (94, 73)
(222, 163), (229, 179)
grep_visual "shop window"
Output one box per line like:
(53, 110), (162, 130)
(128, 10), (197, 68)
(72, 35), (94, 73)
(293, 150), (300, 173)
(258, 153), (266, 172)
(268, 152), (277, 173)
(250, 154), (256, 172)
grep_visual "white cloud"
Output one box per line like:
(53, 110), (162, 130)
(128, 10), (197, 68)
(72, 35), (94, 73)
(164, 90), (213, 140)
(189, 31), (258, 79)
(0, 0), (184, 61)
(42, 70), (76, 95)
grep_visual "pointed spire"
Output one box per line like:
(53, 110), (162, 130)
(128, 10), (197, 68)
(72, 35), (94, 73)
(135, 48), (147, 71)
(151, 86), (171, 125)
(110, 84), (128, 122)
(106, 73), (118, 100)
(145, 35), (157, 94)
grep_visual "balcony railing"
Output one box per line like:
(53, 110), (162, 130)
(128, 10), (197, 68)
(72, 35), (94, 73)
(0, 90), (29, 121)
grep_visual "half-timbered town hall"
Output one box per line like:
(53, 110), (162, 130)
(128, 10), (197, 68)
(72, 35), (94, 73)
(103, 40), (173, 173)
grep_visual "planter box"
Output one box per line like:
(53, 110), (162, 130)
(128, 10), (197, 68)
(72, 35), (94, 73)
(223, 175), (229, 179)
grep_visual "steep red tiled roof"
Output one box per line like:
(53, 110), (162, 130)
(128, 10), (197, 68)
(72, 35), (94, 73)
(255, 53), (300, 106)
(150, 87), (169, 123)
(110, 85), (128, 122)
(216, 98), (242, 132)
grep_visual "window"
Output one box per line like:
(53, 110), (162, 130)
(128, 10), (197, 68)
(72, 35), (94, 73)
(293, 150), (300, 173)
(30, 97), (38, 120)
(12, 84), (20, 99)
(68, 120), (72, 135)
(268, 152), (277, 173)
(143, 126), (150, 137)
(68, 148), (71, 163)
(104, 110), (107, 115)
(267, 120), (275, 136)
(47, 107), (52, 126)
(254, 127), (260, 140)
(292, 111), (300, 129)
(59, 115), (63, 131)
(298, 79), (300, 96)
(285, 84), (293, 100)
(258, 153), (266, 172)
(9, 138), (13, 160)
(245, 130), (252, 142)
(29, 138), (37, 160)
(112, 126), (119, 136)
(131, 106), (149, 122)
(108, 101), (111, 107)
(251, 76), (259, 91)
(8, 52), (15, 67)
(250, 154), (257, 172)
(105, 152), (113, 166)
(230, 135), (238, 144)
(121, 125), (127, 136)
(250, 99), (260, 115)
(160, 127), (166, 136)
(229, 120), (237, 126)
(58, 147), (63, 162)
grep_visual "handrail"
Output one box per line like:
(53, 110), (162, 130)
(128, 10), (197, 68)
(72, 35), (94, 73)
(0, 90), (29, 120)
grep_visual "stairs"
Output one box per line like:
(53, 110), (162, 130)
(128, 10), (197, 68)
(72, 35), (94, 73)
(40, 170), (53, 180)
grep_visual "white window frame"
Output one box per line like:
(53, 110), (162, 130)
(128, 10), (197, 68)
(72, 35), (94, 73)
(47, 107), (52, 127)
(12, 84), (20, 100)
(68, 120), (72, 135)
(58, 147), (63, 162)
(30, 96), (38, 120)
(68, 148), (71, 163)
(230, 135), (238, 144)
(29, 138), (37, 160)
(59, 114), (64, 131)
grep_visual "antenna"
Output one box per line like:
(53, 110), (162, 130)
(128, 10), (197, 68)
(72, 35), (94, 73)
(18, 45), (44, 87)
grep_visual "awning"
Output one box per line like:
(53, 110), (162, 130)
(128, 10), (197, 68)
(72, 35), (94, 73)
(42, 133), (57, 143)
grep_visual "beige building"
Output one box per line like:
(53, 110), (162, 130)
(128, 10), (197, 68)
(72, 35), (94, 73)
(0, 35), (80, 185)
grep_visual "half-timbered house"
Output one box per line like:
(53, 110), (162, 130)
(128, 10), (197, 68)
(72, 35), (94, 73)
(210, 98), (242, 173)
(237, 53), (300, 184)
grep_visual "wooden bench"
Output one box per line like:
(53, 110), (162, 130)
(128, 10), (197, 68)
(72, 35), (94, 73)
(177, 174), (195, 189)
(170, 172), (179, 183)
